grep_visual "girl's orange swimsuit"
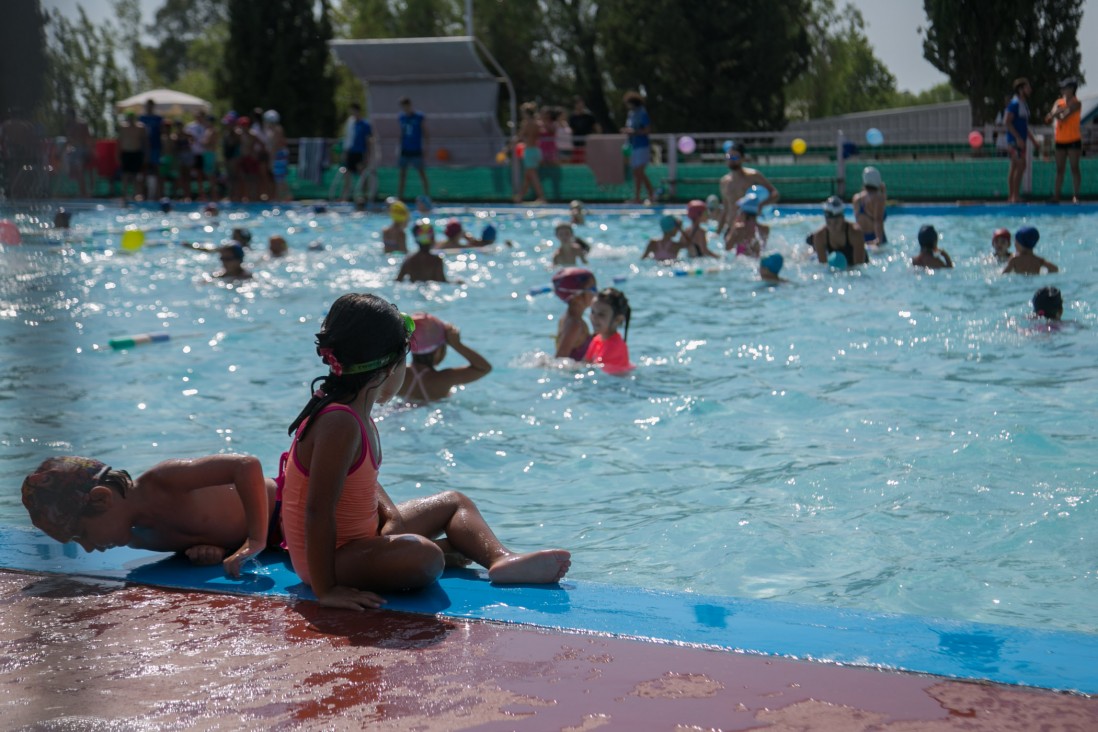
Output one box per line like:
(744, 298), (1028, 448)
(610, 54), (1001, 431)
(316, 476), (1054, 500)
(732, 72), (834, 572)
(280, 404), (381, 586)
(1053, 98), (1080, 144)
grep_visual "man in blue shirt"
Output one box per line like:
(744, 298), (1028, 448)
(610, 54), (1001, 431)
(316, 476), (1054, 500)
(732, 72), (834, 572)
(139, 99), (163, 200)
(621, 91), (654, 204)
(1004, 77), (1039, 203)
(341, 103), (374, 201)
(397, 96), (431, 200)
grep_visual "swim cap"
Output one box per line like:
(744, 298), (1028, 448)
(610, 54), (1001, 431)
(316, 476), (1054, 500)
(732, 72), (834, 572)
(705, 194), (720, 212)
(444, 218), (463, 238)
(410, 313), (447, 354)
(760, 253), (783, 275)
(551, 267), (596, 302)
(862, 166), (883, 187)
(225, 243), (245, 261)
(823, 195), (845, 216)
(413, 220), (435, 247)
(481, 224), (497, 243)
(659, 215), (679, 234)
(236, 116), (251, 128)
(222, 110), (238, 125)
(992, 227), (1011, 240)
(828, 251), (848, 269)
(263, 109), (280, 124)
(686, 200), (706, 221)
(570, 199), (585, 211)
(736, 194), (760, 216)
(1032, 286), (1063, 318)
(917, 224), (938, 249)
(1015, 225), (1039, 249)
(746, 184), (770, 204)
(22, 456), (109, 542)
(389, 200), (410, 223)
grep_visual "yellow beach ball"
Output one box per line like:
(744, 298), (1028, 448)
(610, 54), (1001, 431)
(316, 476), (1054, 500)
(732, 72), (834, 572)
(120, 229), (145, 252)
(791, 138), (807, 156)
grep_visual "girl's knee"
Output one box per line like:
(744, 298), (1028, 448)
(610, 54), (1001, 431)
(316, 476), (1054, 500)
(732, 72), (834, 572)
(397, 534), (445, 588)
(439, 489), (473, 510)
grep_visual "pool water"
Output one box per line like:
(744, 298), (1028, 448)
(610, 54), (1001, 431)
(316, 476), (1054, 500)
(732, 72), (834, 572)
(1, 202), (1095, 636)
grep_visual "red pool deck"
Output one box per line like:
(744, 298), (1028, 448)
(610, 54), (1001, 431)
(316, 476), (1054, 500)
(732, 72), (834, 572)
(1, 570), (1095, 731)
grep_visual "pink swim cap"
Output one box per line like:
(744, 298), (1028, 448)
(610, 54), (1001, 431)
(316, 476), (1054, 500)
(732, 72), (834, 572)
(686, 200), (706, 221)
(551, 267), (596, 302)
(444, 218), (463, 238)
(410, 313), (447, 354)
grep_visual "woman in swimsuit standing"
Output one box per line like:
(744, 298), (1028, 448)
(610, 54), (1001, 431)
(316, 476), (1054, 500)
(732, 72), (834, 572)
(398, 313), (492, 403)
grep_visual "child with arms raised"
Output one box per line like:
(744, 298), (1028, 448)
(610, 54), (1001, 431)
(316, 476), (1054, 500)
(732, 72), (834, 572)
(22, 454), (276, 577)
(584, 287), (633, 373)
(399, 312), (492, 403)
(282, 293), (570, 610)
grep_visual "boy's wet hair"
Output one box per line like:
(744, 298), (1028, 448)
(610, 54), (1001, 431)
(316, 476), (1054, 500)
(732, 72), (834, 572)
(289, 293), (413, 439)
(917, 225), (938, 250)
(22, 457), (133, 543)
(1032, 286), (1063, 319)
(595, 287), (632, 342)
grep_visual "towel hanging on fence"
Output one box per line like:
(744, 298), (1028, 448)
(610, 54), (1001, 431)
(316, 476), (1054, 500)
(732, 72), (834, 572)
(297, 138), (328, 184)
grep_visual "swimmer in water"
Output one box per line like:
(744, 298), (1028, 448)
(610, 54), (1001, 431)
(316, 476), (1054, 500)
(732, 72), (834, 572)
(641, 215), (682, 261)
(910, 224), (953, 269)
(852, 166), (887, 246)
(281, 293), (570, 610)
(552, 267), (597, 360)
(398, 313), (492, 403)
(725, 190), (769, 257)
(759, 252), (789, 283)
(1003, 225), (1058, 275)
(584, 287), (633, 373)
(991, 227), (1012, 262)
(382, 200), (410, 253)
(680, 200), (719, 258)
(553, 221), (590, 266)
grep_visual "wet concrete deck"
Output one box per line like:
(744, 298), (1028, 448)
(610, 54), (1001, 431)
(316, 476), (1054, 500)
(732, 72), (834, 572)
(1, 570), (1095, 731)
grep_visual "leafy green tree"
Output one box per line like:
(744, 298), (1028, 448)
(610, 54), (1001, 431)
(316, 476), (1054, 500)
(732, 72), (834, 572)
(922, 0), (1085, 124)
(41, 6), (131, 137)
(786, 0), (898, 120)
(222, 0), (337, 136)
(1, 0), (49, 119)
(543, 0), (614, 130)
(595, 0), (811, 131)
(146, 0), (228, 85)
(890, 81), (964, 109)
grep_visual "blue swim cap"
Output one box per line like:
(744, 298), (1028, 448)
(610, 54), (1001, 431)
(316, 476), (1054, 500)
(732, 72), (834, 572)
(917, 224), (938, 249)
(659, 215), (679, 234)
(159, 197), (171, 213)
(760, 253), (783, 275)
(481, 224), (497, 243)
(1015, 225), (1039, 249)
(828, 251), (848, 269)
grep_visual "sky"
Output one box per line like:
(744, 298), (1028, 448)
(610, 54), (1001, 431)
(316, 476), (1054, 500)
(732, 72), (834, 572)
(42, 0), (1097, 96)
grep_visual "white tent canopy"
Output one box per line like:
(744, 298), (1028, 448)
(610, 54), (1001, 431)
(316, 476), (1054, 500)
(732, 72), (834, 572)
(115, 89), (211, 115)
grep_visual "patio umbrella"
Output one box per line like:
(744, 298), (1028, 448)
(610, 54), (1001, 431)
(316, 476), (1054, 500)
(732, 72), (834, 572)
(115, 89), (211, 116)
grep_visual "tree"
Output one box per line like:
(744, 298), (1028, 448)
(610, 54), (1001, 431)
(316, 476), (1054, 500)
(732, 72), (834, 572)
(41, 6), (131, 137)
(222, 0), (337, 136)
(596, 0), (811, 131)
(146, 0), (228, 85)
(786, 0), (898, 120)
(922, 0), (1085, 125)
(1, 0), (49, 119)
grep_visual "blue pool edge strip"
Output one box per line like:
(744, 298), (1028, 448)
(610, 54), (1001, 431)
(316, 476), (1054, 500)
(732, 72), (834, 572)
(1, 525), (1094, 695)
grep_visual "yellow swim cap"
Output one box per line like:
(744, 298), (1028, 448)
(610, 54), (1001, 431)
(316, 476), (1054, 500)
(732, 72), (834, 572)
(389, 201), (410, 223)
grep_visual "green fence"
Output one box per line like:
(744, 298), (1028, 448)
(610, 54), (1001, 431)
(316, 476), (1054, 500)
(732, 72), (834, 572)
(44, 157), (1096, 204)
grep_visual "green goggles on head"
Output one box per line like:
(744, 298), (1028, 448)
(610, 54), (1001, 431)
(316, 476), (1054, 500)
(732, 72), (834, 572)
(341, 313), (415, 375)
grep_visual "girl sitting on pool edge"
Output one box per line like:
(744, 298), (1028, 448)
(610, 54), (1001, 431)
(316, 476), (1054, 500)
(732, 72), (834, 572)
(281, 293), (570, 610)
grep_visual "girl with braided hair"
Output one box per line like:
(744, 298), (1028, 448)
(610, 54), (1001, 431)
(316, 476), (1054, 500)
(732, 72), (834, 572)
(281, 293), (570, 611)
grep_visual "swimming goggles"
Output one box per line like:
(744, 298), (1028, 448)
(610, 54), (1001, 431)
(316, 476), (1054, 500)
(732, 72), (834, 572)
(341, 313), (415, 375)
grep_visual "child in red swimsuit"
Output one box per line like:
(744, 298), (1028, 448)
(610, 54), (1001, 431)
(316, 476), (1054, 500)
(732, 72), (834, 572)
(584, 287), (634, 374)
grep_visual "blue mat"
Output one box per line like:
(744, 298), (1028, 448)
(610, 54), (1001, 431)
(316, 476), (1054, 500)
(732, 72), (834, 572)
(1, 525), (1095, 694)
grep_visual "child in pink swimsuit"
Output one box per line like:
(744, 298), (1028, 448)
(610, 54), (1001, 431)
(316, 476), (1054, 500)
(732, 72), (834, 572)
(280, 293), (570, 611)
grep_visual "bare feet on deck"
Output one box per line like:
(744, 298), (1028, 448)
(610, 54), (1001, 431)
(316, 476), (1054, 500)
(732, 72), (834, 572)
(488, 549), (571, 584)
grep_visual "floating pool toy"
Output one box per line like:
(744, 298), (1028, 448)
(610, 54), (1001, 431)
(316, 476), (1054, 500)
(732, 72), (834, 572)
(120, 229), (145, 252)
(0, 219), (22, 245)
(828, 251), (849, 269)
(109, 332), (171, 349)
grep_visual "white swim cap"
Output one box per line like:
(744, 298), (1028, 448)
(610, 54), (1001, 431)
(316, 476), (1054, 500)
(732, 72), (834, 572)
(862, 166), (882, 187)
(823, 195), (845, 216)
(263, 109), (280, 124)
